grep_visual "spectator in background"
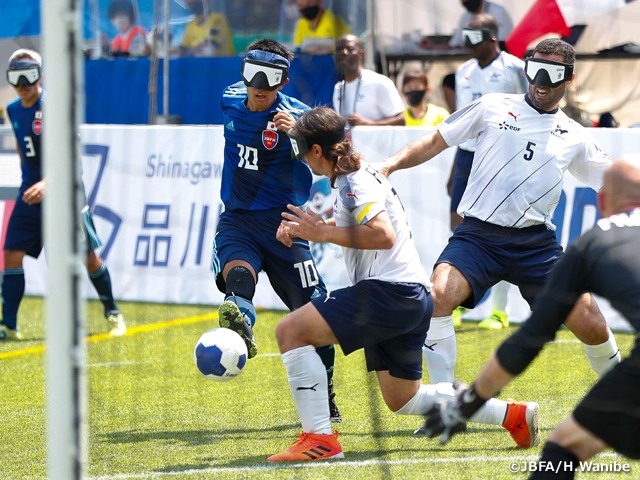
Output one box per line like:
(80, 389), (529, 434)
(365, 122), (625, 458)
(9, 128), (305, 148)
(401, 70), (450, 127)
(420, 0), (513, 51)
(333, 34), (405, 130)
(180, 0), (234, 57)
(293, 0), (350, 54)
(108, 0), (148, 56)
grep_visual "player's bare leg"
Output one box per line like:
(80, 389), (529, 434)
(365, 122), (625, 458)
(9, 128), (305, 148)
(563, 292), (620, 376)
(423, 263), (472, 383)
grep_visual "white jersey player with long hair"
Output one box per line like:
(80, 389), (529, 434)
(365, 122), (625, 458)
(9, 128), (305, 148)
(266, 106), (539, 463)
(377, 38), (620, 388)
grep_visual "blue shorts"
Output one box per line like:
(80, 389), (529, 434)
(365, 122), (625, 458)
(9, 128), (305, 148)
(436, 217), (563, 309)
(213, 208), (327, 310)
(450, 148), (474, 213)
(4, 196), (42, 258)
(4, 197), (102, 258)
(312, 280), (433, 381)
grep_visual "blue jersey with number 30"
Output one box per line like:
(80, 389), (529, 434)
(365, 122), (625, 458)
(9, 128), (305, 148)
(7, 93), (44, 191)
(220, 82), (311, 211)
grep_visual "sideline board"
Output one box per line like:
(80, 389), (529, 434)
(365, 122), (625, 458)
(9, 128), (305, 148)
(1, 125), (637, 331)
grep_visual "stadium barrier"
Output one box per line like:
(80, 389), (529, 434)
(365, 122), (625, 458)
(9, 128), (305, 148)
(1, 125), (638, 331)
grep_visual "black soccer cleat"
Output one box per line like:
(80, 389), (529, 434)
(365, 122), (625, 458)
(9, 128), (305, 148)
(328, 379), (342, 423)
(219, 300), (258, 359)
(413, 420), (468, 436)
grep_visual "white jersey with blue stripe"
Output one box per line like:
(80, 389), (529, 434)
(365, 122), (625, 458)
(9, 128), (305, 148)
(438, 93), (610, 230)
(220, 82), (312, 210)
(455, 51), (528, 152)
(333, 161), (431, 289)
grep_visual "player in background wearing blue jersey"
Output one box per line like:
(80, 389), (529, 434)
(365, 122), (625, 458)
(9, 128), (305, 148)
(212, 39), (341, 422)
(0, 49), (126, 340)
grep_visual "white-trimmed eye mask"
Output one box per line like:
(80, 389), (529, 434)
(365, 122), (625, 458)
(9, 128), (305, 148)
(6, 60), (41, 87)
(525, 57), (574, 87)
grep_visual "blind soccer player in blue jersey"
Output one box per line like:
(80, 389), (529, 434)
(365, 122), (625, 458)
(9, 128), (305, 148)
(212, 39), (341, 422)
(420, 156), (640, 479)
(0, 49), (125, 340)
(267, 107), (538, 462)
(377, 38), (620, 387)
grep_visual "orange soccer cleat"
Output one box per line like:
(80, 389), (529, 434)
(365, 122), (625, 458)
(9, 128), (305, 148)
(502, 401), (540, 448)
(267, 431), (344, 462)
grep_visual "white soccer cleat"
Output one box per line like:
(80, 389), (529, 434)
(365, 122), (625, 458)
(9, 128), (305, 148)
(107, 313), (126, 336)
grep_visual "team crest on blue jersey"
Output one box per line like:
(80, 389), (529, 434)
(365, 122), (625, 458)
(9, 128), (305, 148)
(32, 119), (42, 135)
(262, 130), (278, 150)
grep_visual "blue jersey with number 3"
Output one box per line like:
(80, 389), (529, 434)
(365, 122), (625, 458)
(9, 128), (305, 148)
(7, 93), (44, 191)
(220, 82), (311, 211)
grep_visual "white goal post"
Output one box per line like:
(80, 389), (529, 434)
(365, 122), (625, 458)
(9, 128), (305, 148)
(42, 0), (87, 478)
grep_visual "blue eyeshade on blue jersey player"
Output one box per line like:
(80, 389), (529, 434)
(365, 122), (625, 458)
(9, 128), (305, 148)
(1, 48), (126, 341)
(211, 38), (342, 423)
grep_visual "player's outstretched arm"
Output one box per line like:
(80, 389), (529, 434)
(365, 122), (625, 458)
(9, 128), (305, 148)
(376, 130), (448, 178)
(282, 204), (395, 250)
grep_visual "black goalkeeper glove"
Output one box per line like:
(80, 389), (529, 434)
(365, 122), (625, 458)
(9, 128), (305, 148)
(421, 382), (488, 445)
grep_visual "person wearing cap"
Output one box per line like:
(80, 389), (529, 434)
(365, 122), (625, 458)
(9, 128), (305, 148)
(376, 38), (620, 389)
(1, 49), (126, 341)
(268, 106), (539, 462)
(212, 38), (341, 422)
(445, 14), (529, 336)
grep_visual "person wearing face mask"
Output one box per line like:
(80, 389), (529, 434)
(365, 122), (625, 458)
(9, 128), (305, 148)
(293, 0), (349, 54)
(108, 0), (148, 56)
(419, 0), (513, 51)
(401, 70), (449, 127)
(180, 0), (234, 57)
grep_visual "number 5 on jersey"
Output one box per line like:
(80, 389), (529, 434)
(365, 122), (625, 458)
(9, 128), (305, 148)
(524, 141), (536, 161)
(237, 144), (258, 170)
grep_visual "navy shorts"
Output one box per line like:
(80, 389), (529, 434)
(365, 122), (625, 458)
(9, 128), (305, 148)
(312, 280), (433, 381)
(436, 217), (563, 309)
(573, 341), (640, 459)
(4, 197), (101, 258)
(450, 148), (474, 213)
(212, 208), (327, 310)
(4, 196), (42, 258)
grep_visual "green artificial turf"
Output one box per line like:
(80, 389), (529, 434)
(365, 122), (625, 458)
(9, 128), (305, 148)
(1, 297), (637, 479)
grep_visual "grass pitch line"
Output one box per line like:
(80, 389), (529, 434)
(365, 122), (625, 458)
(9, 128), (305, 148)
(89, 452), (625, 479)
(0, 312), (218, 361)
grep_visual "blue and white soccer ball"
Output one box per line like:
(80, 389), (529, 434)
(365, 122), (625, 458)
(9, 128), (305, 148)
(194, 328), (248, 382)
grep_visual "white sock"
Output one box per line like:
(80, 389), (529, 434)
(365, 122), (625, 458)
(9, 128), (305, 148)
(423, 316), (456, 383)
(394, 382), (507, 426)
(583, 332), (620, 377)
(282, 345), (332, 434)
(468, 399), (508, 426)
(394, 383), (455, 415)
(491, 281), (510, 314)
